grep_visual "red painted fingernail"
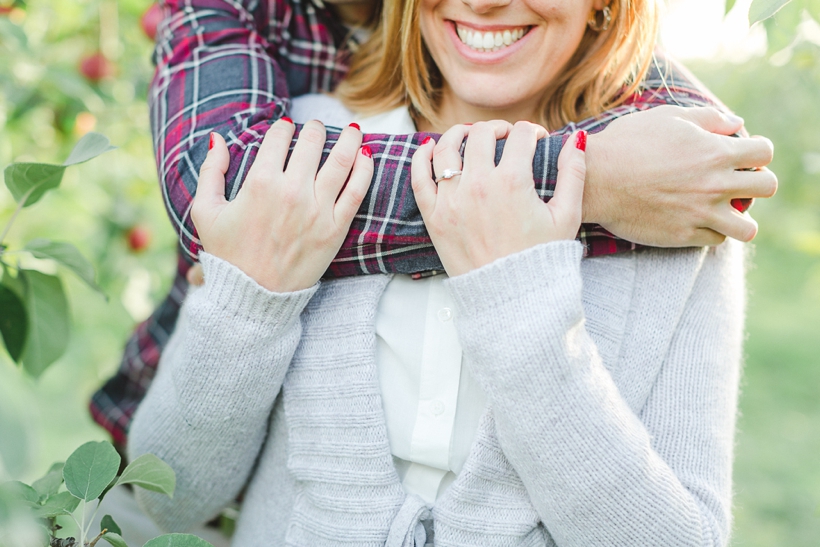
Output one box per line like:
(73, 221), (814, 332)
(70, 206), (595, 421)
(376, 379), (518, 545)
(281, 116), (293, 124)
(421, 136), (433, 145)
(208, 132), (215, 150)
(349, 122), (360, 130)
(361, 145), (372, 158)
(575, 130), (587, 152)
(731, 198), (751, 212)
(464, 123), (473, 126)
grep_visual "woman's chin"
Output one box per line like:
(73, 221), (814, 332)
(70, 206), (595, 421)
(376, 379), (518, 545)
(444, 86), (541, 122)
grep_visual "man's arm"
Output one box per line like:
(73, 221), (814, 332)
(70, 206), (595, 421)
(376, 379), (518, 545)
(154, 0), (720, 275)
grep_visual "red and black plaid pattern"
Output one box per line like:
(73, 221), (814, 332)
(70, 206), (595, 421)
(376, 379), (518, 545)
(90, 0), (720, 446)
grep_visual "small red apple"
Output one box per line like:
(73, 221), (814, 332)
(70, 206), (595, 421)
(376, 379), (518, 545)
(140, 3), (162, 41)
(127, 226), (152, 252)
(79, 53), (115, 83)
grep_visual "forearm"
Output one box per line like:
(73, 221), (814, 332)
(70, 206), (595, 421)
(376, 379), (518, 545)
(128, 252), (316, 531)
(444, 241), (743, 546)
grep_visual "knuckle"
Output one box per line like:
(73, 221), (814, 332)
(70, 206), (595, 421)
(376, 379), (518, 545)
(345, 185), (366, 206)
(330, 149), (355, 171)
(278, 185), (300, 206)
(198, 162), (218, 179)
(562, 157), (587, 181)
(299, 122), (327, 146)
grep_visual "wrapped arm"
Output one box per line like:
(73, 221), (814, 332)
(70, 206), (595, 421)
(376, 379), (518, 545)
(153, 0), (715, 273)
(127, 253), (317, 531)
(444, 240), (744, 546)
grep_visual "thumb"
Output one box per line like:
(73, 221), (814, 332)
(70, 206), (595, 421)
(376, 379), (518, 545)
(192, 132), (230, 226)
(550, 131), (587, 229)
(680, 106), (744, 136)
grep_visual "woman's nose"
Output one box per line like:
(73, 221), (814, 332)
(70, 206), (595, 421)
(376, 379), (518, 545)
(460, 0), (512, 15)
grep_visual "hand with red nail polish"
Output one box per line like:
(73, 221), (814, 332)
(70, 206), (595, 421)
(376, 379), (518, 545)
(192, 118), (374, 292)
(410, 121), (585, 276)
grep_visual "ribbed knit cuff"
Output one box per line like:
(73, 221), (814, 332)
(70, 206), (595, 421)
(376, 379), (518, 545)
(444, 240), (583, 316)
(198, 252), (318, 326)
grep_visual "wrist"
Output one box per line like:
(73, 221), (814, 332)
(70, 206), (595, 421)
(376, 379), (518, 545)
(580, 132), (606, 225)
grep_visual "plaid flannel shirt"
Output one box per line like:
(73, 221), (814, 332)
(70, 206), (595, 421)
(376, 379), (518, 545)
(89, 0), (719, 446)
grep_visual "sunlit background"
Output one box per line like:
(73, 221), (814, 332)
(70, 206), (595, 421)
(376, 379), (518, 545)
(0, 0), (818, 544)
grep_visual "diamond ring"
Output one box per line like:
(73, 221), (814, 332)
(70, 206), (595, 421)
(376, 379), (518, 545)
(434, 169), (463, 184)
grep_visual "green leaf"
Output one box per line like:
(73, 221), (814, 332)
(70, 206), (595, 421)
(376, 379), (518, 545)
(0, 481), (38, 504)
(101, 514), (123, 536)
(24, 239), (103, 294)
(63, 132), (116, 166)
(115, 454), (175, 498)
(31, 463), (64, 501)
(62, 441), (121, 502)
(142, 534), (215, 547)
(725, 0), (737, 15)
(749, 0), (794, 24)
(18, 270), (70, 378)
(102, 532), (129, 547)
(3, 163), (66, 208)
(0, 283), (27, 362)
(1, 264), (25, 300)
(30, 491), (80, 518)
(763, 0), (803, 53)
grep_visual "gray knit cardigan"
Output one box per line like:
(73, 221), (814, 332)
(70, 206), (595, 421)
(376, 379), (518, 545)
(129, 239), (745, 547)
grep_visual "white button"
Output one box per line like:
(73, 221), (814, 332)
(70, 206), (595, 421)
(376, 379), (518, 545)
(437, 307), (453, 322)
(431, 400), (445, 416)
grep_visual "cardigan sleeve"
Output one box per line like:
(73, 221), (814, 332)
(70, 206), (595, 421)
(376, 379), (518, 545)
(127, 252), (318, 532)
(444, 240), (744, 547)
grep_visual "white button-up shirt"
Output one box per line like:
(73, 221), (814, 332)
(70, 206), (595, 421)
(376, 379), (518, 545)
(376, 274), (487, 505)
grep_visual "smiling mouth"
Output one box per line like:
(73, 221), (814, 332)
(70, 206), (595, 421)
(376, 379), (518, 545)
(454, 23), (531, 53)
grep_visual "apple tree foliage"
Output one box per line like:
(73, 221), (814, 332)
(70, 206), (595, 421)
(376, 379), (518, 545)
(0, 440), (214, 547)
(733, 0), (820, 52)
(0, 133), (115, 377)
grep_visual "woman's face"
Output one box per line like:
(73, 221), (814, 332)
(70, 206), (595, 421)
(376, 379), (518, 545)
(419, 0), (603, 125)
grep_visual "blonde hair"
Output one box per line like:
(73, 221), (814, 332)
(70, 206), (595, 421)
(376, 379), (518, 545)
(336, 0), (660, 130)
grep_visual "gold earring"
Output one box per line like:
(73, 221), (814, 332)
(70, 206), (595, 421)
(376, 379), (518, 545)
(588, 6), (612, 32)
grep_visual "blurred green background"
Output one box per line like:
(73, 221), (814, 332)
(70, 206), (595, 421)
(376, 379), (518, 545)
(0, 0), (818, 545)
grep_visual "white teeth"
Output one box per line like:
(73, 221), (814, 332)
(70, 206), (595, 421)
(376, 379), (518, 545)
(456, 24), (528, 53)
(482, 33), (494, 49)
(471, 32), (482, 49)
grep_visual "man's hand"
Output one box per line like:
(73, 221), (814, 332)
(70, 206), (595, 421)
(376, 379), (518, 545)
(584, 105), (777, 246)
